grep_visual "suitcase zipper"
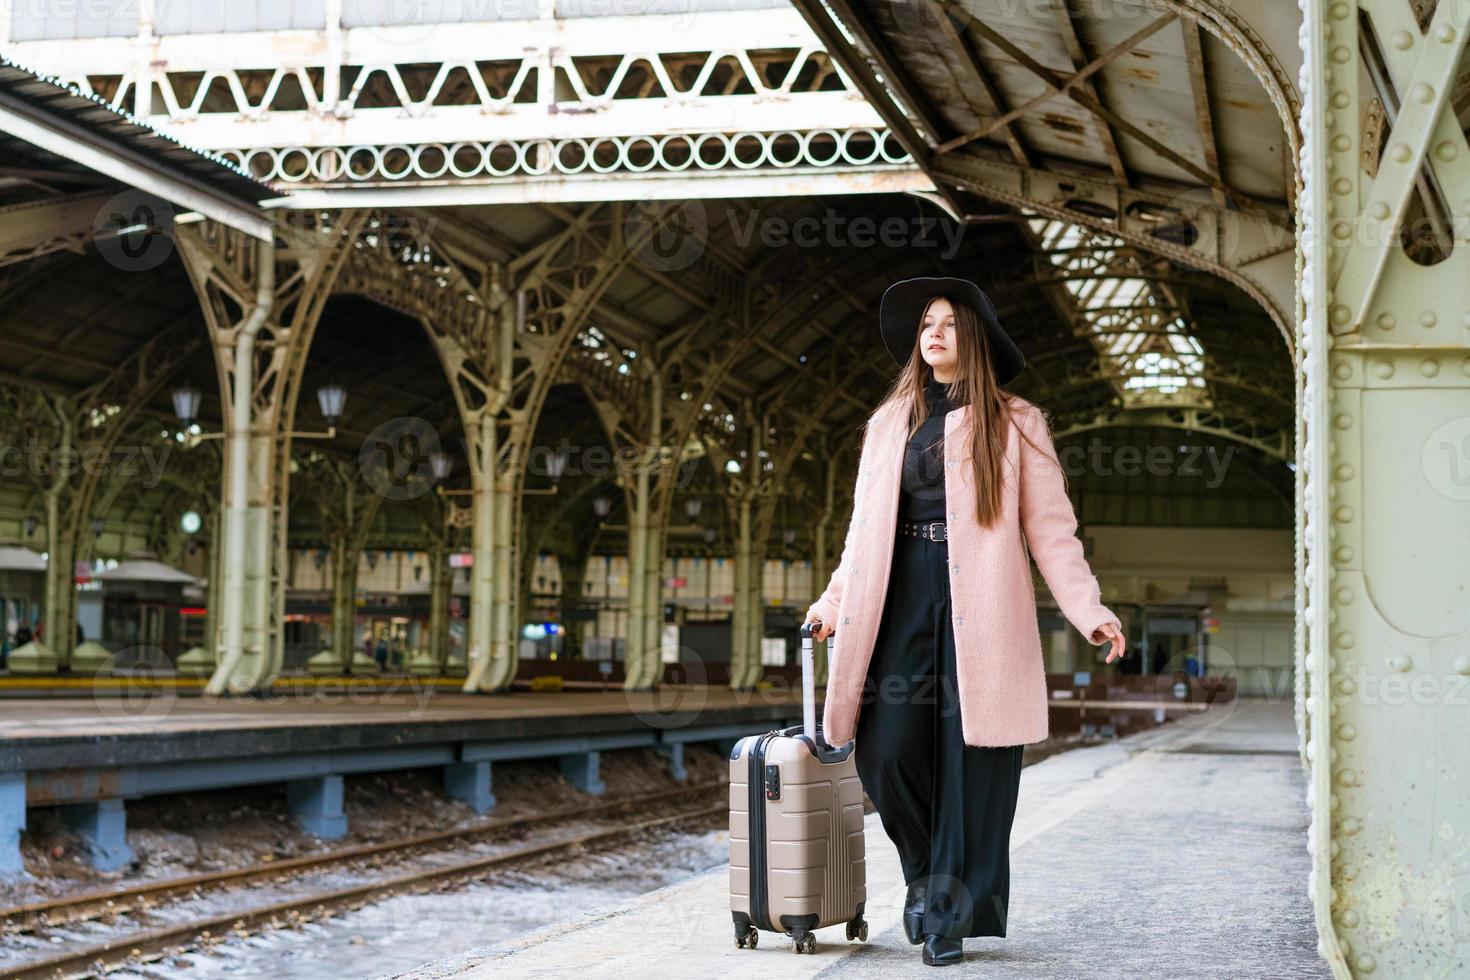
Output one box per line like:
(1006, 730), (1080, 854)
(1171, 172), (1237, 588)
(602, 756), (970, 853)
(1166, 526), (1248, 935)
(748, 730), (776, 932)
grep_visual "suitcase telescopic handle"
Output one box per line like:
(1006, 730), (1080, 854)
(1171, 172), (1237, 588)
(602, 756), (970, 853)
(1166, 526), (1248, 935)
(797, 620), (828, 744)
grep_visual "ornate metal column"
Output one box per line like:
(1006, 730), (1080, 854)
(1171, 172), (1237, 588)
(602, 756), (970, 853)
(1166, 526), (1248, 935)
(177, 213), (364, 694)
(1300, 2), (1470, 975)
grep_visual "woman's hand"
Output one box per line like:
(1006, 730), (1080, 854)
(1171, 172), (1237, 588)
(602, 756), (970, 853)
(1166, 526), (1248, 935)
(802, 613), (835, 642)
(1097, 622), (1126, 664)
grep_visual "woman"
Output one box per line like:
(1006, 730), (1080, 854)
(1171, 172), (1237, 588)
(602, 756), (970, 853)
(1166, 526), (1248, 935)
(802, 276), (1125, 966)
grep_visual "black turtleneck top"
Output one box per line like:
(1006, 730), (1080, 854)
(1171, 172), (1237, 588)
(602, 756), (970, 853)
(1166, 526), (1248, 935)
(899, 376), (958, 521)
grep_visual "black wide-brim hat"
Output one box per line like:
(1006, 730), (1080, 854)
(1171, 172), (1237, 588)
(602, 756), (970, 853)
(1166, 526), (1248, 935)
(879, 276), (1026, 385)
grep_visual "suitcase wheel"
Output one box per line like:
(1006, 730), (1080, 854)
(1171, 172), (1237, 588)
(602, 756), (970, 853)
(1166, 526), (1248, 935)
(735, 924), (758, 949)
(845, 917), (869, 942)
(791, 932), (816, 954)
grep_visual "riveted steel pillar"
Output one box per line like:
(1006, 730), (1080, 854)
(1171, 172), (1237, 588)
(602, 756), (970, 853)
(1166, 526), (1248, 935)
(493, 455), (516, 683)
(330, 536), (357, 666)
(1301, 2), (1470, 975)
(729, 414), (764, 690)
(743, 527), (764, 689)
(428, 539), (449, 669)
(625, 460), (649, 687)
(468, 411), (498, 687)
(730, 491), (753, 689)
(40, 413), (72, 669)
(641, 521), (666, 684)
(640, 372), (666, 687)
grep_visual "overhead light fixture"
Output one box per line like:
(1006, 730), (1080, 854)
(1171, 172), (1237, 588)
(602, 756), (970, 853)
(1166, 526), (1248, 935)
(171, 384), (202, 425)
(685, 498), (702, 520)
(593, 495), (612, 518)
(429, 451), (454, 483)
(547, 450), (568, 484)
(316, 381), (347, 427)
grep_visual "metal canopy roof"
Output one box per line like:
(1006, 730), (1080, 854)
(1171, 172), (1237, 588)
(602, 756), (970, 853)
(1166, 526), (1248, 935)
(0, 57), (275, 240)
(790, 0), (1297, 211)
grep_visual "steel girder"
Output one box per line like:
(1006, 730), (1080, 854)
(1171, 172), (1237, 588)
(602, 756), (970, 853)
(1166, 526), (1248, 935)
(3, 9), (917, 203)
(1299, 2), (1470, 976)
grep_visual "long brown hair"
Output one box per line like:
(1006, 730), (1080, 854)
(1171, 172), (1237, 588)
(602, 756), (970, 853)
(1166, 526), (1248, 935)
(874, 294), (1053, 528)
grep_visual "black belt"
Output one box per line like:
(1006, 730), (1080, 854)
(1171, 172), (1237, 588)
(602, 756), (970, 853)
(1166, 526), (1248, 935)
(898, 519), (947, 541)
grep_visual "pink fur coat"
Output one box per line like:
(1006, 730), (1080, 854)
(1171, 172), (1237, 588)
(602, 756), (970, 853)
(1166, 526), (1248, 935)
(806, 393), (1119, 748)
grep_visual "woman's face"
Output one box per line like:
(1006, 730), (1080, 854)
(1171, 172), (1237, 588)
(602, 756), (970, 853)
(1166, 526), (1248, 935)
(917, 297), (959, 379)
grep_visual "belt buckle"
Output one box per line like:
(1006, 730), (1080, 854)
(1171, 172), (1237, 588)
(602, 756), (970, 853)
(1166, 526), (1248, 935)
(928, 522), (946, 542)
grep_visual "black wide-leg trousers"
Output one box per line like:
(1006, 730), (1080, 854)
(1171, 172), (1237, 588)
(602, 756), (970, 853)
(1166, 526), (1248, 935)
(853, 531), (1025, 940)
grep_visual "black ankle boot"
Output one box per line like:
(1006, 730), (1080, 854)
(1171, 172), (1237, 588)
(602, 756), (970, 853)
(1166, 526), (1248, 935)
(902, 883), (926, 945)
(922, 934), (963, 966)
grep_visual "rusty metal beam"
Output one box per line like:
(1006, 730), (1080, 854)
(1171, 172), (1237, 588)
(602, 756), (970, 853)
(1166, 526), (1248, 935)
(1051, 0), (1130, 188)
(1181, 19), (1227, 208)
(959, 12), (1248, 209)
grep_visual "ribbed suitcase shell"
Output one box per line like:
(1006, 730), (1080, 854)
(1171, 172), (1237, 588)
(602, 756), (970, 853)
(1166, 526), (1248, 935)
(729, 729), (867, 944)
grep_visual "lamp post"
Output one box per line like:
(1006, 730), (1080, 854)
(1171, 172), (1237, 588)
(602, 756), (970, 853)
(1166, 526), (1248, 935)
(524, 448), (566, 496)
(171, 381), (346, 444)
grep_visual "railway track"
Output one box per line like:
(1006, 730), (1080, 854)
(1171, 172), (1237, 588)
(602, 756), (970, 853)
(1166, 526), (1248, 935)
(0, 780), (728, 979)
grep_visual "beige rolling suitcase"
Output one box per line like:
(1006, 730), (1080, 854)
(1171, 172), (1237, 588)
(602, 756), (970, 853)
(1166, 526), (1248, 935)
(729, 621), (868, 954)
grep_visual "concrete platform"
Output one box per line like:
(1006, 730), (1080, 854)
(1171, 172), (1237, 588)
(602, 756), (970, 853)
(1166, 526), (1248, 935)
(0, 687), (802, 772)
(0, 687), (807, 872)
(398, 698), (1328, 980)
